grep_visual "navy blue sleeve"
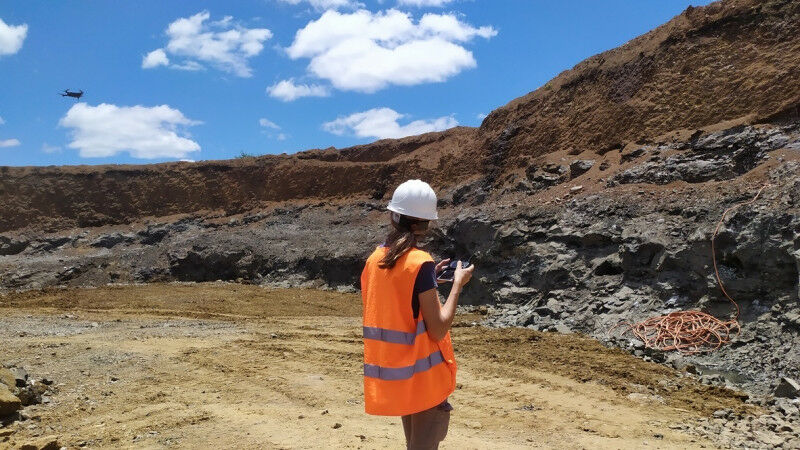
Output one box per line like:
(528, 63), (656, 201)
(412, 261), (438, 319)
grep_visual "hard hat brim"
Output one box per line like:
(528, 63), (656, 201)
(387, 204), (438, 221)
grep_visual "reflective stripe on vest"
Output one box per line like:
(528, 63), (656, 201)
(363, 320), (426, 345)
(364, 350), (444, 381)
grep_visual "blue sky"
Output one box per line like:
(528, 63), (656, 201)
(0, 0), (712, 167)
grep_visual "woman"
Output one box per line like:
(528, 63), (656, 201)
(361, 179), (474, 449)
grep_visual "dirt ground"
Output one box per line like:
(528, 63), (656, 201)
(0, 283), (751, 449)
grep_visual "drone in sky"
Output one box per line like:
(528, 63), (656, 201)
(60, 89), (84, 99)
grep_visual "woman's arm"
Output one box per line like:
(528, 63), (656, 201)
(419, 261), (474, 341)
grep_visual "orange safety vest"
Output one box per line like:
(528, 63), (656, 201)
(361, 246), (457, 416)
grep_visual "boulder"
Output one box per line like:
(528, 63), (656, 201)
(10, 367), (28, 387)
(90, 232), (134, 248)
(784, 311), (800, 328)
(30, 236), (73, 253)
(620, 147), (646, 163)
(526, 164), (567, 190)
(774, 398), (800, 417)
(0, 384), (21, 417)
(16, 382), (47, 406)
(0, 368), (15, 389)
(775, 377), (800, 398)
(18, 436), (61, 450)
(168, 247), (246, 282)
(0, 236), (28, 256)
(569, 160), (595, 178)
(137, 225), (170, 245)
(56, 265), (83, 282)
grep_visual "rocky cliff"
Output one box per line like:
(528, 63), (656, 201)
(1, 0), (799, 394)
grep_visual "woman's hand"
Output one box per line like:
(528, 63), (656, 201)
(420, 260), (475, 341)
(434, 258), (451, 283)
(453, 261), (474, 288)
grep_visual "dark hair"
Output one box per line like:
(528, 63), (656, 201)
(379, 214), (429, 269)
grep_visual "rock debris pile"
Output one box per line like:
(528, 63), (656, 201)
(691, 396), (800, 449)
(0, 367), (52, 422)
(0, 366), (61, 448)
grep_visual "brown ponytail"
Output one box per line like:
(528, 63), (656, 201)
(379, 214), (428, 269)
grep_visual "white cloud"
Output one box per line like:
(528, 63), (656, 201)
(476, 112), (487, 120)
(286, 9), (495, 93)
(397, 0), (455, 6)
(172, 60), (204, 71)
(144, 11), (272, 77)
(0, 138), (20, 148)
(0, 17), (27, 56)
(142, 49), (169, 68)
(259, 118), (280, 129)
(59, 103), (201, 159)
(259, 119), (287, 140)
(323, 107), (457, 139)
(41, 143), (61, 154)
(267, 79), (330, 101)
(0, 116), (14, 147)
(278, 0), (362, 10)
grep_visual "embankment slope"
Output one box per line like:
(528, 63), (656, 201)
(1, 0), (798, 233)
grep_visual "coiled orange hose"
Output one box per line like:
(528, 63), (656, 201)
(610, 185), (768, 354)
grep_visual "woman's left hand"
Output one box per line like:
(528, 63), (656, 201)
(435, 258), (451, 282)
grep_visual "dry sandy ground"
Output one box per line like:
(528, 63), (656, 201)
(0, 283), (750, 449)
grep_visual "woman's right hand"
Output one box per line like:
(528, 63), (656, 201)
(453, 261), (474, 288)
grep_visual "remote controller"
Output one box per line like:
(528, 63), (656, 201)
(436, 260), (472, 281)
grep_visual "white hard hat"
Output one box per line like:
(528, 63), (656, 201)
(387, 179), (438, 221)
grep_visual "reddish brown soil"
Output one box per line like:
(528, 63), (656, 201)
(483, 0), (800, 163)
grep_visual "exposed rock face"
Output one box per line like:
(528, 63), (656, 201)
(610, 125), (798, 186)
(0, 0), (799, 396)
(1, 124), (797, 395)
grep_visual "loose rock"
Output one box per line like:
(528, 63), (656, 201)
(0, 368), (16, 389)
(18, 435), (61, 450)
(10, 367), (28, 387)
(775, 377), (800, 399)
(569, 160), (595, 178)
(0, 384), (22, 418)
